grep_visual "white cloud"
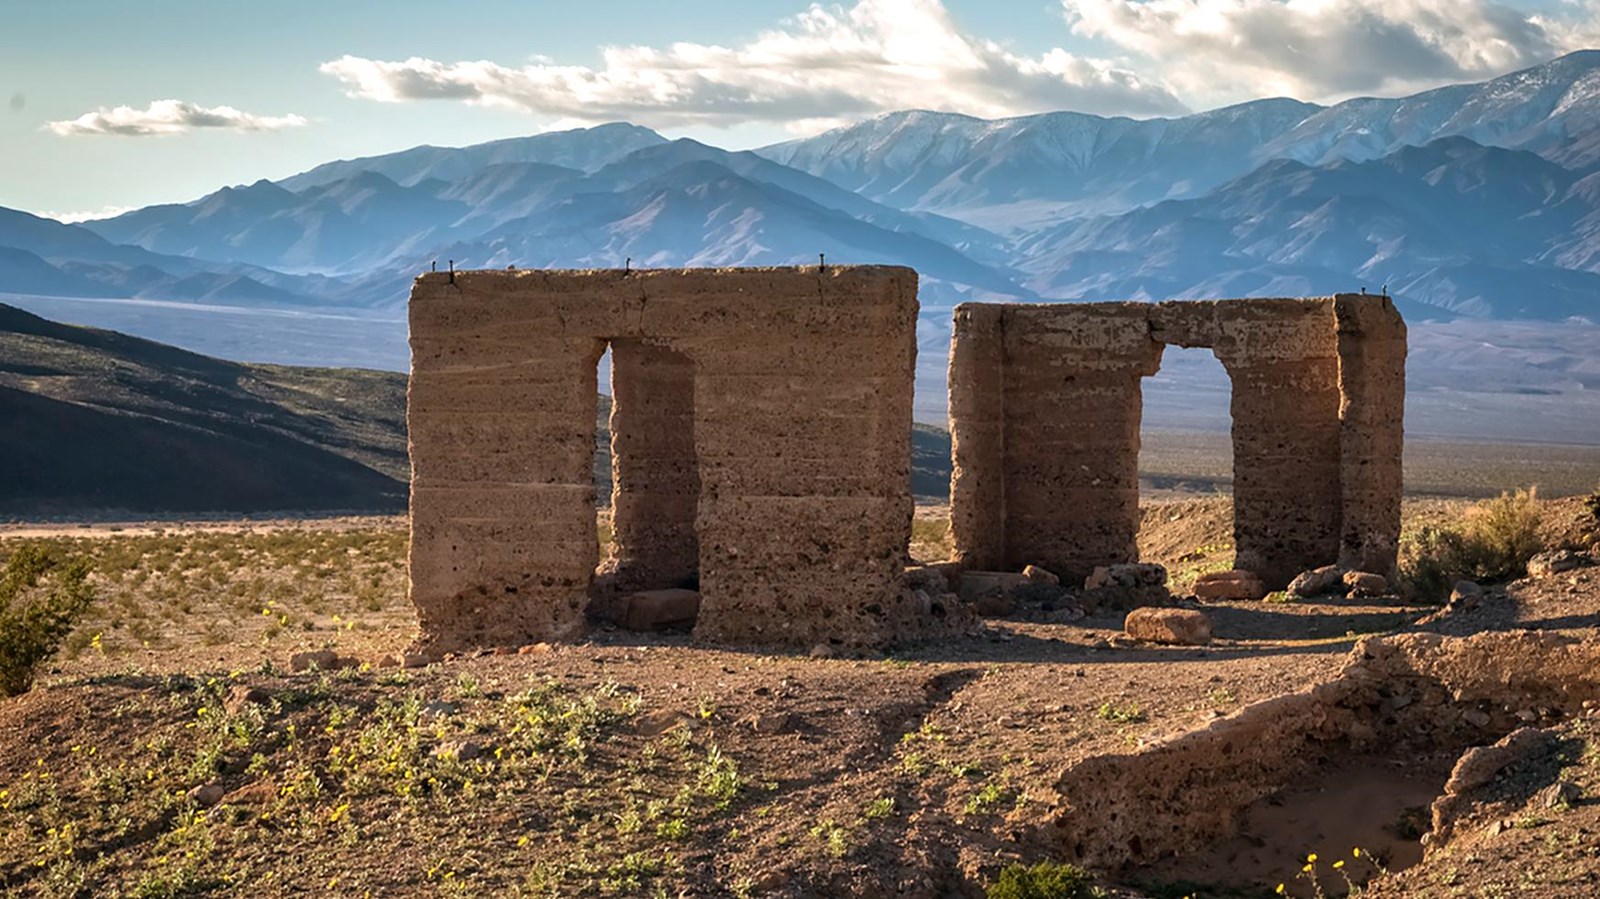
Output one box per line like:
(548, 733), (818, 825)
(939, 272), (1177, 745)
(46, 99), (309, 137)
(1065, 0), (1600, 104)
(320, 0), (1188, 130)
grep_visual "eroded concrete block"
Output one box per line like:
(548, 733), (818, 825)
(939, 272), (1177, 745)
(949, 295), (1405, 589)
(408, 266), (927, 651)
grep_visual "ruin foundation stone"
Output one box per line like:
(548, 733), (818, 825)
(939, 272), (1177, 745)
(408, 266), (927, 652)
(949, 296), (1406, 588)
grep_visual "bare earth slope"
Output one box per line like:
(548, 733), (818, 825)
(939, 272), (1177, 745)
(0, 303), (407, 516)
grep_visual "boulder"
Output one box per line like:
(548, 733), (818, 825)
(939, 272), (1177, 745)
(1528, 550), (1586, 579)
(1192, 570), (1266, 601)
(1342, 571), (1389, 597)
(957, 571), (1031, 603)
(1123, 607), (1212, 646)
(1022, 565), (1060, 586)
(431, 740), (483, 762)
(1288, 565), (1344, 598)
(621, 589), (701, 631)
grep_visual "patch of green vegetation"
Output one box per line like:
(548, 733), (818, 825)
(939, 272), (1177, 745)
(1096, 701), (1146, 724)
(987, 861), (1106, 899)
(0, 544), (94, 696)
(1401, 487), (1545, 599)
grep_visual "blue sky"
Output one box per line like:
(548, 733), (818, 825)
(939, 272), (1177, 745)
(4, 0), (1595, 217)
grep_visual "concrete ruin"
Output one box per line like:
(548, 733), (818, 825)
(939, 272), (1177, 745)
(949, 296), (1406, 588)
(407, 266), (931, 651)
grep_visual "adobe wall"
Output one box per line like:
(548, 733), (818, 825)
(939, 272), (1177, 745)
(949, 295), (1405, 588)
(408, 266), (923, 652)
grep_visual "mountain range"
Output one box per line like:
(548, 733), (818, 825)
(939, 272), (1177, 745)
(2, 51), (1599, 440)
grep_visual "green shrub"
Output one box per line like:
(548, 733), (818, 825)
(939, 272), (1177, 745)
(987, 862), (1106, 899)
(1399, 487), (1545, 599)
(0, 545), (94, 697)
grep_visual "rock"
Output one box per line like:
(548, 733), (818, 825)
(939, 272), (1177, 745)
(741, 712), (794, 734)
(1192, 570), (1266, 601)
(376, 654), (403, 668)
(1445, 727), (1554, 795)
(1450, 581), (1484, 608)
(808, 643), (837, 659)
(432, 740), (482, 762)
(973, 592), (1015, 618)
(1022, 565), (1060, 586)
(419, 700), (460, 722)
(1528, 550), (1586, 579)
(1085, 563), (1168, 590)
(904, 563), (958, 596)
(1123, 608), (1212, 646)
(187, 782), (225, 808)
(288, 649), (340, 673)
(635, 709), (693, 737)
(224, 685), (270, 715)
(1342, 571), (1389, 597)
(1462, 708), (1492, 728)
(1536, 781), (1582, 809)
(402, 651), (432, 668)
(620, 589), (701, 631)
(221, 780), (277, 805)
(518, 642), (551, 656)
(1288, 565), (1344, 597)
(957, 571), (1031, 602)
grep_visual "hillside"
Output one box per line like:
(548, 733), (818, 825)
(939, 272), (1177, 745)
(0, 303), (407, 515)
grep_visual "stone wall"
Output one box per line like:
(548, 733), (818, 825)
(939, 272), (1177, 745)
(948, 295), (1406, 588)
(408, 266), (923, 651)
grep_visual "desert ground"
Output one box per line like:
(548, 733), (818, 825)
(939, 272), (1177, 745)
(1, 489), (1598, 898)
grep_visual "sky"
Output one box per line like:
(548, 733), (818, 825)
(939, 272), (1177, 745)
(4, 0), (1598, 218)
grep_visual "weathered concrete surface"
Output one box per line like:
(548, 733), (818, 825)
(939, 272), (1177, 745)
(409, 266), (925, 651)
(948, 296), (1405, 588)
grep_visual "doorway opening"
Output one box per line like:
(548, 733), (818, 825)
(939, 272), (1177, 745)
(1138, 344), (1235, 590)
(595, 339), (701, 631)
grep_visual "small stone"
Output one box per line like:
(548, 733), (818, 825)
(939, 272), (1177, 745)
(1022, 565), (1060, 586)
(973, 592), (1015, 618)
(808, 643), (836, 659)
(1463, 708), (1492, 728)
(517, 642), (552, 656)
(621, 589), (701, 631)
(432, 740), (482, 762)
(741, 712), (794, 734)
(491, 646), (516, 656)
(1536, 781), (1582, 809)
(187, 782), (225, 808)
(1343, 571), (1389, 596)
(419, 700), (460, 722)
(221, 780), (277, 805)
(288, 649), (340, 673)
(1084, 563), (1168, 590)
(635, 709), (693, 736)
(1123, 607), (1212, 646)
(1288, 565), (1344, 597)
(1192, 570), (1266, 601)
(1450, 580), (1484, 607)
(376, 654), (403, 668)
(1528, 550), (1586, 579)
(224, 684), (270, 715)
(402, 651), (432, 668)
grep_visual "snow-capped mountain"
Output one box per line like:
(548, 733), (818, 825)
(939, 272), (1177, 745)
(762, 51), (1600, 231)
